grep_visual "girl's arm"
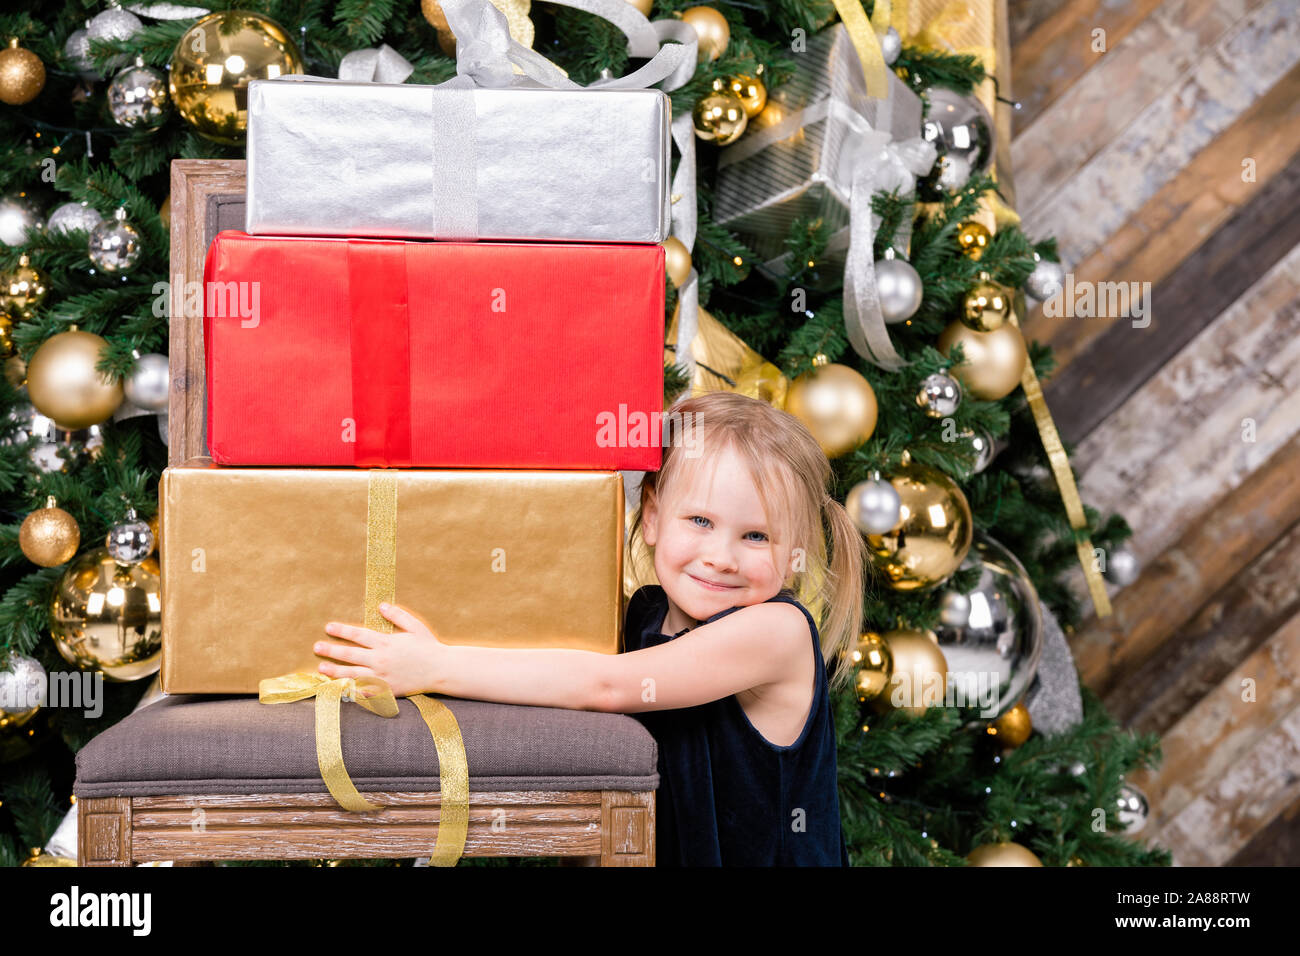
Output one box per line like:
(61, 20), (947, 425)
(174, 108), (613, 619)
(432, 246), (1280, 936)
(316, 600), (812, 712)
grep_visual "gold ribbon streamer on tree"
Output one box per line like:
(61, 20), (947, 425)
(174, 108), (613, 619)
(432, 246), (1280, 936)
(259, 470), (471, 864)
(830, 0), (890, 99)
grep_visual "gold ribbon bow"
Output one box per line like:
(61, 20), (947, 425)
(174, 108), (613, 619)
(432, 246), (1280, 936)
(666, 302), (788, 409)
(260, 672), (470, 866)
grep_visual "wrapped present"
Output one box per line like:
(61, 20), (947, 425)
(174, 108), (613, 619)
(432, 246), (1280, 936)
(203, 230), (664, 469)
(712, 24), (927, 277)
(245, 77), (672, 243)
(160, 464), (626, 694)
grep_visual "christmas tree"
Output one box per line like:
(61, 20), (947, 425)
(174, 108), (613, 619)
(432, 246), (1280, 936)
(0, 0), (1168, 867)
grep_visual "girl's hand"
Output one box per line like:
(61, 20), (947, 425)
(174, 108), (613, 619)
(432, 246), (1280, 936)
(315, 602), (444, 699)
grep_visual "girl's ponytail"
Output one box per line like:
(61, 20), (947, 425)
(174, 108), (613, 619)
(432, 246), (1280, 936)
(819, 493), (866, 691)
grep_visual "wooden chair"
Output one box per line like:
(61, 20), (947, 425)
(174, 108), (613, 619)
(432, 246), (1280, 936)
(73, 160), (657, 867)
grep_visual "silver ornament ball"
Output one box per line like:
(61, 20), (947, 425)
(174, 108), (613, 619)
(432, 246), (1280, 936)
(47, 201), (104, 236)
(938, 589), (971, 628)
(1069, 760), (1087, 777)
(87, 7), (144, 42)
(879, 27), (902, 66)
(0, 652), (47, 725)
(65, 27), (98, 78)
(917, 372), (962, 418)
(1116, 783), (1149, 833)
(1102, 543), (1140, 587)
(106, 509), (155, 566)
(0, 194), (42, 247)
(918, 87), (994, 200)
(845, 476), (902, 535)
(935, 534), (1043, 720)
(876, 255), (923, 324)
(1026, 255), (1066, 302)
(107, 59), (170, 129)
(963, 427), (996, 474)
(158, 410), (168, 446)
(88, 207), (142, 273)
(123, 353), (169, 411)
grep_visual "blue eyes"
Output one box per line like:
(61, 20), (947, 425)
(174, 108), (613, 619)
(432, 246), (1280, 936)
(688, 516), (768, 542)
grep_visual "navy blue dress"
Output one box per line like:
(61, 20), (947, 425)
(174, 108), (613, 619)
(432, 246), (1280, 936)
(623, 584), (850, 866)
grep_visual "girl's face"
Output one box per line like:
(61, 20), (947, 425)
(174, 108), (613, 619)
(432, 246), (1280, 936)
(642, 443), (795, 630)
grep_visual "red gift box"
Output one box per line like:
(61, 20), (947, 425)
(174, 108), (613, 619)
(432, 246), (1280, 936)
(203, 231), (665, 469)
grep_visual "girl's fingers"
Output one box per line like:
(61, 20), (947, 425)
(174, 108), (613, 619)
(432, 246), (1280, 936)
(317, 660), (374, 680)
(324, 621), (379, 646)
(315, 641), (371, 665)
(379, 602), (426, 634)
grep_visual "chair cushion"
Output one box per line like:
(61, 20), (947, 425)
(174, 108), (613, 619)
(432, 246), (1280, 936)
(74, 695), (658, 798)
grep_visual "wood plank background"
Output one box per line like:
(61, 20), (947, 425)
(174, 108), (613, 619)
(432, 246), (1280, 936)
(1007, 0), (1300, 864)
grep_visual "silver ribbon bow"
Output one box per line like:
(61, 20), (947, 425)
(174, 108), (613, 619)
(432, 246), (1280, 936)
(338, 44), (415, 84)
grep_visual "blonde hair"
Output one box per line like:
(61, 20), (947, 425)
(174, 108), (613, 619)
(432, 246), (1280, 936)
(626, 390), (865, 690)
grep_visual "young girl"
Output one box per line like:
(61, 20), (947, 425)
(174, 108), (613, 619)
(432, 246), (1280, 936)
(316, 390), (866, 866)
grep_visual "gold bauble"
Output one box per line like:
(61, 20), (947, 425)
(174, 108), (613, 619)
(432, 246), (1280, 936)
(169, 11), (304, 145)
(148, 512), (160, 554)
(955, 221), (992, 259)
(50, 547), (162, 682)
(714, 72), (766, 118)
(692, 92), (747, 145)
(785, 359), (877, 458)
(872, 628), (947, 717)
(159, 195), (171, 230)
(2, 254), (47, 317)
(423, 0), (534, 52)
(852, 631), (893, 702)
(626, 0), (654, 15)
(26, 330), (124, 430)
(961, 280), (1010, 332)
(0, 38), (45, 106)
(4, 354), (25, 386)
(865, 456), (972, 590)
(22, 853), (77, 867)
(0, 311), (13, 357)
(989, 700), (1032, 747)
(938, 319), (1027, 401)
(680, 6), (730, 62)
(662, 236), (692, 288)
(966, 842), (1043, 867)
(19, 496), (80, 567)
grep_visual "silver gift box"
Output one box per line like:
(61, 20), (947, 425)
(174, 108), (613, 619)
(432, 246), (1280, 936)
(245, 78), (672, 243)
(713, 25), (923, 277)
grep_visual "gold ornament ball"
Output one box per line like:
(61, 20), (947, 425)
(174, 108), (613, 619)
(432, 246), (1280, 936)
(955, 221), (992, 259)
(169, 11), (304, 145)
(966, 842), (1044, 867)
(0, 38), (45, 106)
(20, 497), (80, 567)
(423, 0), (534, 51)
(692, 92), (748, 145)
(159, 196), (171, 230)
(852, 631), (893, 702)
(23, 853), (78, 867)
(2, 254), (47, 317)
(872, 628), (947, 717)
(626, 0), (654, 15)
(713, 72), (766, 118)
(662, 236), (692, 289)
(938, 319), (1027, 401)
(4, 354), (25, 386)
(50, 547), (162, 682)
(0, 311), (12, 358)
(26, 329), (125, 430)
(865, 457), (972, 590)
(681, 6), (730, 62)
(785, 360), (878, 458)
(990, 700), (1033, 748)
(961, 280), (1010, 332)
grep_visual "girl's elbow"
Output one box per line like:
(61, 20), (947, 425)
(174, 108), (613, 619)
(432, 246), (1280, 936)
(586, 674), (629, 714)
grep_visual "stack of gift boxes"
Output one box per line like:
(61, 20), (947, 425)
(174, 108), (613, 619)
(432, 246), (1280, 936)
(159, 77), (671, 695)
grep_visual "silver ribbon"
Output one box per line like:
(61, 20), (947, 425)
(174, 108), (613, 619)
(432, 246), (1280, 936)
(670, 112), (699, 380)
(338, 44), (415, 84)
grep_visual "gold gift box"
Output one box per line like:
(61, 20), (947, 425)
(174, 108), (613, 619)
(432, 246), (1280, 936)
(161, 463), (625, 694)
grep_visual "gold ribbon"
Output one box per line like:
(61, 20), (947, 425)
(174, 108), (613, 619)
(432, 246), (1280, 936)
(831, 0), (890, 99)
(258, 469), (471, 864)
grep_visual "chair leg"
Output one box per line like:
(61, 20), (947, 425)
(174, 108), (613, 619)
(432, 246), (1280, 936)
(600, 791), (655, 867)
(78, 797), (132, 866)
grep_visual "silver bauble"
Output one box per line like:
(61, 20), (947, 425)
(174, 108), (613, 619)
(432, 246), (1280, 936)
(1069, 760), (1087, 776)
(107, 59), (170, 129)
(934, 533), (1043, 720)
(65, 27), (98, 78)
(87, 7), (144, 42)
(47, 201), (104, 236)
(88, 207), (142, 273)
(0, 652), (47, 726)
(916, 372), (962, 418)
(845, 475), (902, 535)
(876, 254), (923, 324)
(1102, 543), (1140, 587)
(123, 352), (169, 411)
(1025, 254), (1065, 302)
(918, 87), (994, 200)
(158, 410), (168, 446)
(938, 589), (971, 628)
(106, 508), (155, 566)
(0, 194), (42, 247)
(879, 26), (901, 66)
(963, 427), (996, 473)
(1116, 783), (1149, 833)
